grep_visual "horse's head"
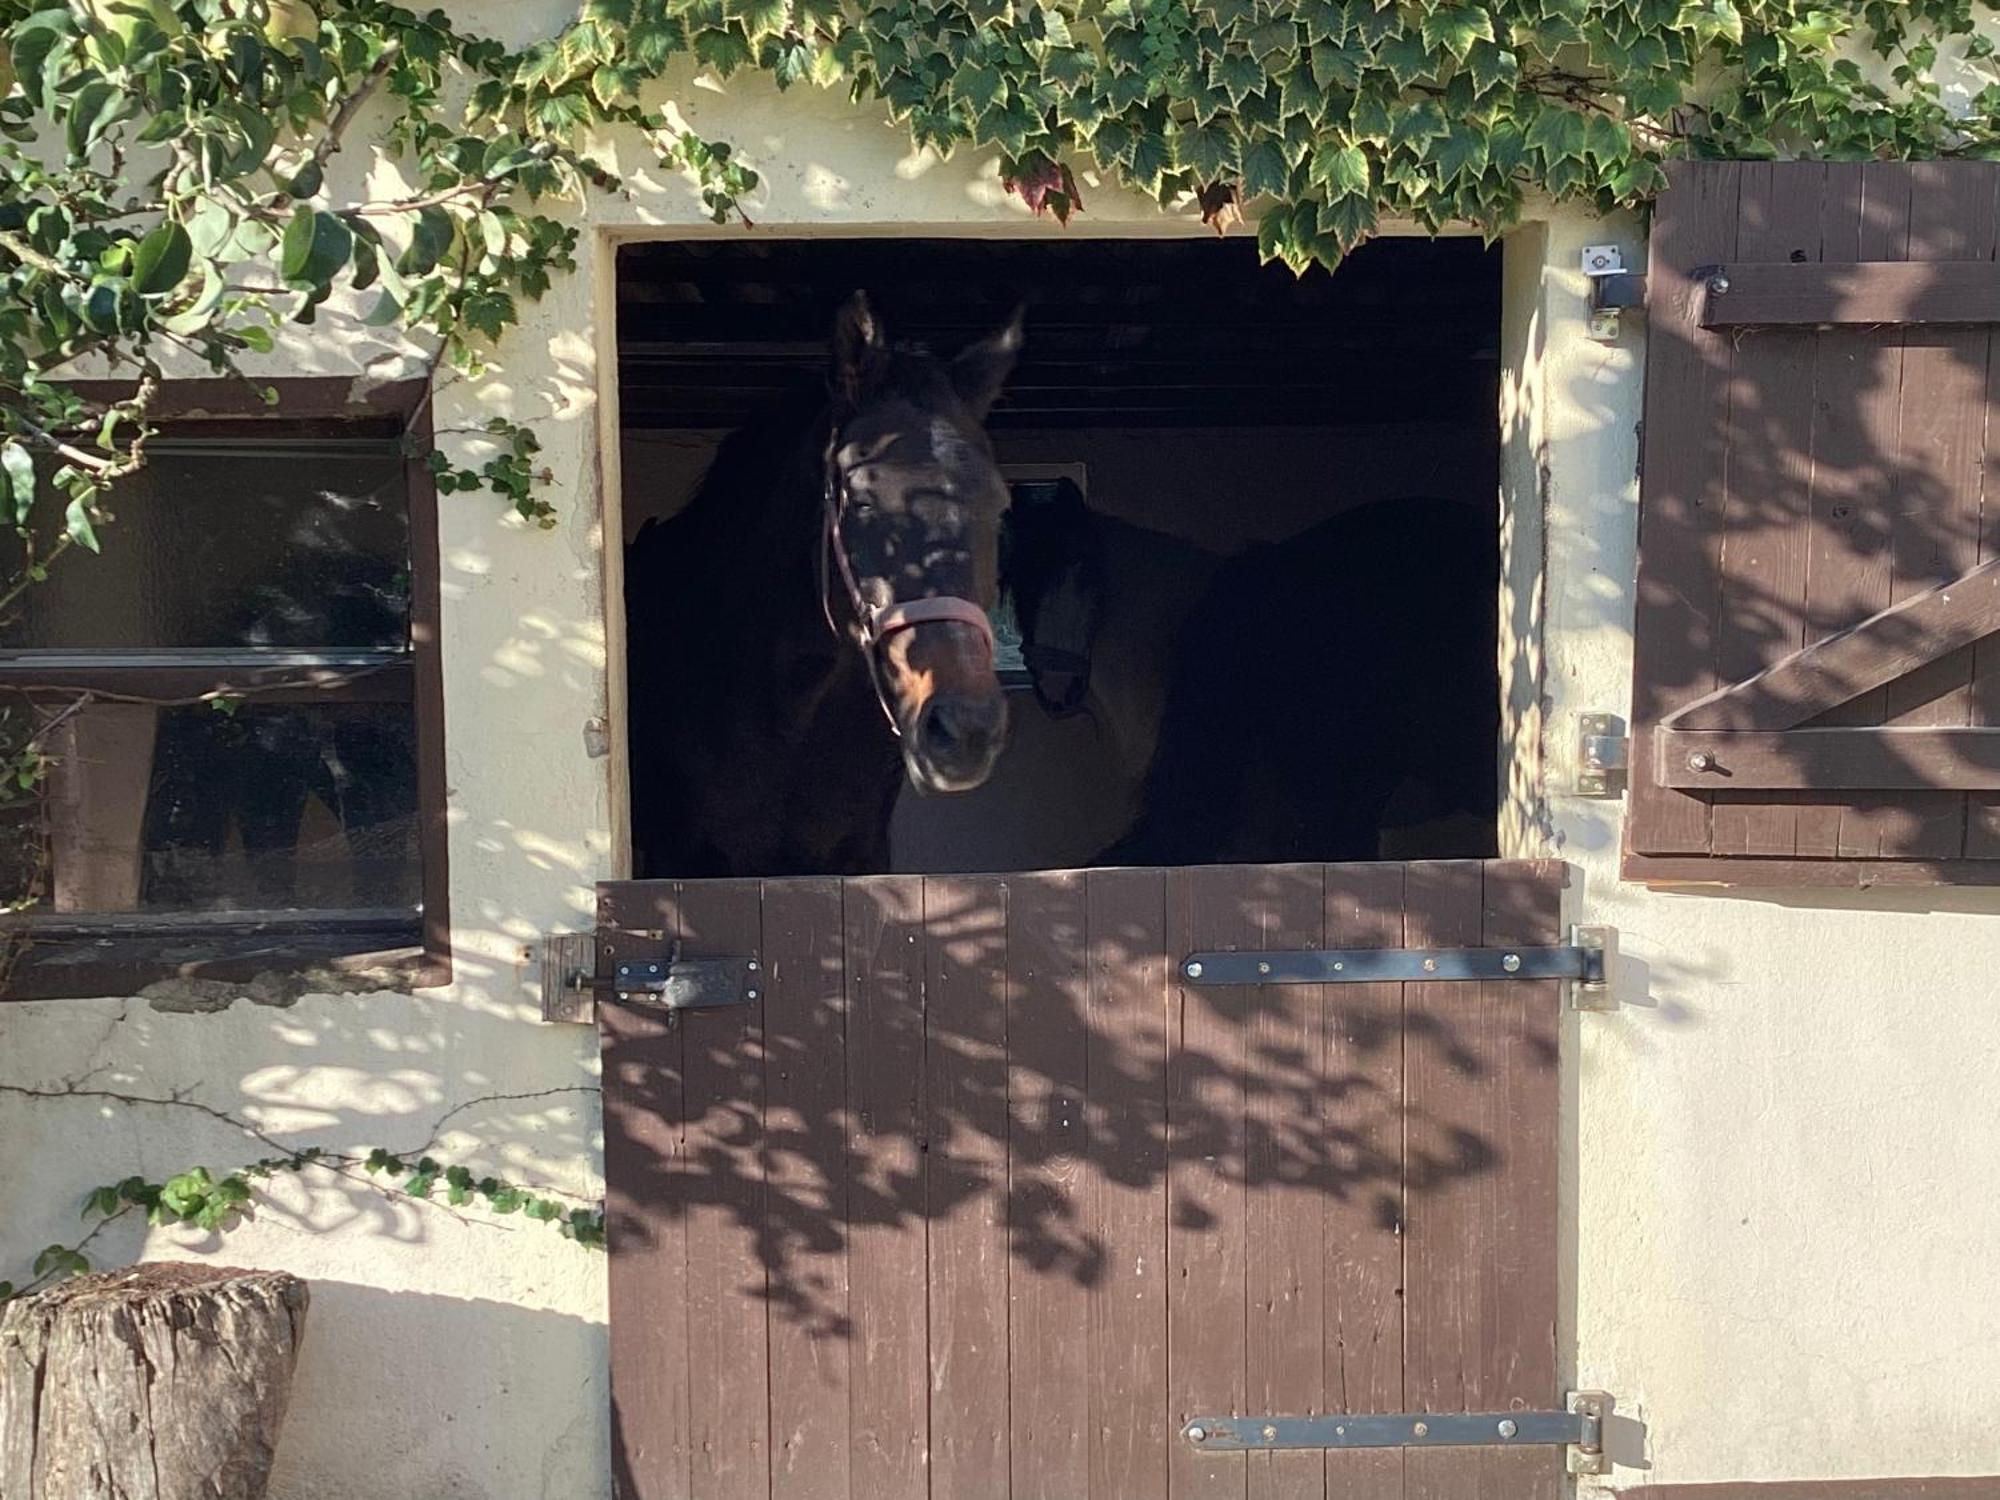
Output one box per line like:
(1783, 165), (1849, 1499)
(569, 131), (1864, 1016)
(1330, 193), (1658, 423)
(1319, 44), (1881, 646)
(823, 292), (1021, 794)
(999, 478), (1103, 717)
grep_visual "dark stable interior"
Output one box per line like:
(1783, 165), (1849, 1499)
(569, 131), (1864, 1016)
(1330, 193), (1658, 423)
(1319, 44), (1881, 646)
(617, 235), (1502, 874)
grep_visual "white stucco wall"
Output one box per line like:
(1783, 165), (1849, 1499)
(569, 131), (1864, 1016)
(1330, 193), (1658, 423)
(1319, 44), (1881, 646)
(3, 6), (1998, 1496)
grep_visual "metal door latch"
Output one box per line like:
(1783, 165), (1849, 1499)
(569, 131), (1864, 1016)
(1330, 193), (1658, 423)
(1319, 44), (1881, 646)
(540, 936), (757, 1023)
(1183, 1390), (1614, 1474)
(1575, 712), (1629, 797)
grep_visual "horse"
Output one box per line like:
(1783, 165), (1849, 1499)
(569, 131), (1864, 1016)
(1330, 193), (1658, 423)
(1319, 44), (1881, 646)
(999, 480), (1222, 812)
(625, 293), (1023, 878)
(1008, 493), (1498, 866)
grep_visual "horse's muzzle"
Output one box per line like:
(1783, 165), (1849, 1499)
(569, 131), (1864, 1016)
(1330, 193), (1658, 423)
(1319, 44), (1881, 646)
(907, 691), (1009, 793)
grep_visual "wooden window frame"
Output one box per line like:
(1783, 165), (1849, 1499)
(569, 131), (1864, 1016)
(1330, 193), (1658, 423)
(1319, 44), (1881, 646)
(1, 377), (452, 999)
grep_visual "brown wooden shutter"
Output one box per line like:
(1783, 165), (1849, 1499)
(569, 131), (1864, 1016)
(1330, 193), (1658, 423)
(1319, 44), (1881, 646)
(1627, 160), (2000, 886)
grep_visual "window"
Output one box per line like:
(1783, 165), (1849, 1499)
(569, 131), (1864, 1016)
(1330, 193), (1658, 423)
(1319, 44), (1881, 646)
(1, 379), (448, 998)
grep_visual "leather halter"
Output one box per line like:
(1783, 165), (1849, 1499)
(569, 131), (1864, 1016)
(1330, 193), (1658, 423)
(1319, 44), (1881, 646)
(820, 428), (997, 735)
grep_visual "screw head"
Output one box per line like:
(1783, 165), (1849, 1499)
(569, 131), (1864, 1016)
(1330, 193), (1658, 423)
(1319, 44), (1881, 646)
(1422, 958), (1438, 973)
(1413, 1421), (1429, 1438)
(1185, 961), (1204, 979)
(1501, 953), (1522, 973)
(648, 964), (661, 975)
(1708, 274), (1731, 295)
(1257, 961), (1271, 975)
(1262, 1424), (1278, 1441)
(1186, 1426), (1207, 1443)
(747, 960), (760, 972)
(1498, 1419), (1519, 1439)
(746, 988), (760, 1001)
(1689, 751), (1716, 772)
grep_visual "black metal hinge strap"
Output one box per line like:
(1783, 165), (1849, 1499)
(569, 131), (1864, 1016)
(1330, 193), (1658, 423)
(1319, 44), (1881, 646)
(567, 939), (759, 1011)
(1185, 1398), (1606, 1458)
(1180, 943), (1604, 987)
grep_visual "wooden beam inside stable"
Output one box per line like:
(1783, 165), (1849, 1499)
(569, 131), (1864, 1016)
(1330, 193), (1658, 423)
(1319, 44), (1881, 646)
(1702, 260), (2000, 327)
(1667, 554), (2000, 732)
(1658, 727), (2000, 790)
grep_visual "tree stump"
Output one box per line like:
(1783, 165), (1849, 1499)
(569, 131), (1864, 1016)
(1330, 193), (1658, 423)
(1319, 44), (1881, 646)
(0, 1263), (309, 1500)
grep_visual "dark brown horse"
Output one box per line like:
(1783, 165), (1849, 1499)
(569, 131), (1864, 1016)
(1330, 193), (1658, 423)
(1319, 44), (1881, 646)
(626, 294), (1021, 877)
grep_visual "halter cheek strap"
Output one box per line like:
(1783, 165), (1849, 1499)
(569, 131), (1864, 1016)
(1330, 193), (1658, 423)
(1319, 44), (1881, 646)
(821, 429), (998, 737)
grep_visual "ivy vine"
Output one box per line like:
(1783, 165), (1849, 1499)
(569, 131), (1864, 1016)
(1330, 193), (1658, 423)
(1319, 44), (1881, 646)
(0, 1141), (607, 1308)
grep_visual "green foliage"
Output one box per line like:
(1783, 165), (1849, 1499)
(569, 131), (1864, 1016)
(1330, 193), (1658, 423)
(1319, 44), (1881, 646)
(0, 0), (1991, 577)
(0, 1141), (606, 1307)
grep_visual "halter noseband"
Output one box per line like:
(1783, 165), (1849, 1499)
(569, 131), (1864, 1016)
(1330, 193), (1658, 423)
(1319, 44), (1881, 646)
(820, 427), (997, 735)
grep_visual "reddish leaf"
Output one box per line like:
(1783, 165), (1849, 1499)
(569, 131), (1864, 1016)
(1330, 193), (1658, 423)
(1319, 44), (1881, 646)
(1197, 181), (1242, 235)
(1003, 156), (1085, 226)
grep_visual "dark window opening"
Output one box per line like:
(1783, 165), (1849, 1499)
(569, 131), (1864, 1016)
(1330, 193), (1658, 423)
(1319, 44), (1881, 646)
(2, 383), (449, 998)
(618, 236), (1502, 876)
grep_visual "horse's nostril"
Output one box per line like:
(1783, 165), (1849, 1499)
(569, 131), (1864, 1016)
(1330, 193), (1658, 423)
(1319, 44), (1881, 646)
(920, 696), (1003, 765)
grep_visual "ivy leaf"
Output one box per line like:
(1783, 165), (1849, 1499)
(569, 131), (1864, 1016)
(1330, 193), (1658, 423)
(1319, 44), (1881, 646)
(130, 222), (191, 297)
(1583, 112), (1632, 167)
(1174, 119), (1239, 180)
(1320, 190), (1377, 251)
(1377, 30), (1435, 87)
(1348, 89), (1393, 143)
(1209, 49), (1265, 106)
(1525, 103), (1589, 165)
(1434, 123), (1489, 182)
(1242, 19), (1298, 63)
(1388, 98), (1447, 153)
(695, 26), (755, 78)
(953, 61), (1004, 112)
(1238, 135), (1290, 199)
(1310, 139), (1370, 196)
(1465, 39), (1518, 94)
(1309, 39), (1366, 89)
(1127, 126), (1172, 194)
(1421, 5), (1495, 61)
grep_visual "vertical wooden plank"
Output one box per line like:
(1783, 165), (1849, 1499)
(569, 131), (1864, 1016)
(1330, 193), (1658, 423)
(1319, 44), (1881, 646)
(1083, 868), (1170, 1500)
(1403, 861), (1560, 1500)
(762, 879), (851, 1500)
(1629, 160), (1743, 855)
(1794, 162), (1871, 858)
(1321, 864), (1407, 1500)
(1007, 872), (1091, 1500)
(1711, 162), (1825, 857)
(1871, 162), (1998, 856)
(843, 876), (929, 1500)
(1166, 864), (1247, 1500)
(602, 905), (691, 1500)
(924, 874), (1012, 1499)
(1244, 866), (1328, 1500)
(675, 879), (772, 1500)
(1971, 177), (2000, 854)
(1834, 165), (1919, 857)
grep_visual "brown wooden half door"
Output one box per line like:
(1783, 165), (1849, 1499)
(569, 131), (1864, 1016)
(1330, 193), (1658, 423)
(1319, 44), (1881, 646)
(1628, 160), (2000, 885)
(599, 860), (1566, 1500)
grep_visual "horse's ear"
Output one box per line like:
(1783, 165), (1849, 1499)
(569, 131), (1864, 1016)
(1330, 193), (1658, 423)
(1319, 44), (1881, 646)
(831, 291), (888, 405)
(951, 306), (1023, 419)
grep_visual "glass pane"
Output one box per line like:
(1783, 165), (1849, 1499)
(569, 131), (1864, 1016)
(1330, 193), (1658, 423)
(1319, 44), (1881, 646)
(38, 699), (420, 914)
(1, 441), (410, 651)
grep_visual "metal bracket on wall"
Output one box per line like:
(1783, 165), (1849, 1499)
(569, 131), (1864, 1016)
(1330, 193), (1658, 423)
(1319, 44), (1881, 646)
(1182, 1390), (1614, 1473)
(538, 935), (757, 1023)
(1180, 926), (1615, 1010)
(1575, 712), (1630, 797)
(1582, 244), (1646, 341)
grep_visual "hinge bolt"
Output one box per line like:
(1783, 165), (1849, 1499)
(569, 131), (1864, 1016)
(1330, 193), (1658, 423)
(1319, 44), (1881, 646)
(1498, 1419), (1518, 1439)
(1257, 961), (1271, 975)
(1422, 958), (1438, 973)
(1708, 274), (1731, 295)
(1186, 1426), (1207, 1443)
(747, 960), (760, 972)
(1262, 1425), (1278, 1440)
(1688, 751), (1716, 772)
(1501, 953), (1522, 973)
(1413, 1421), (1430, 1438)
(1184, 961), (1203, 979)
